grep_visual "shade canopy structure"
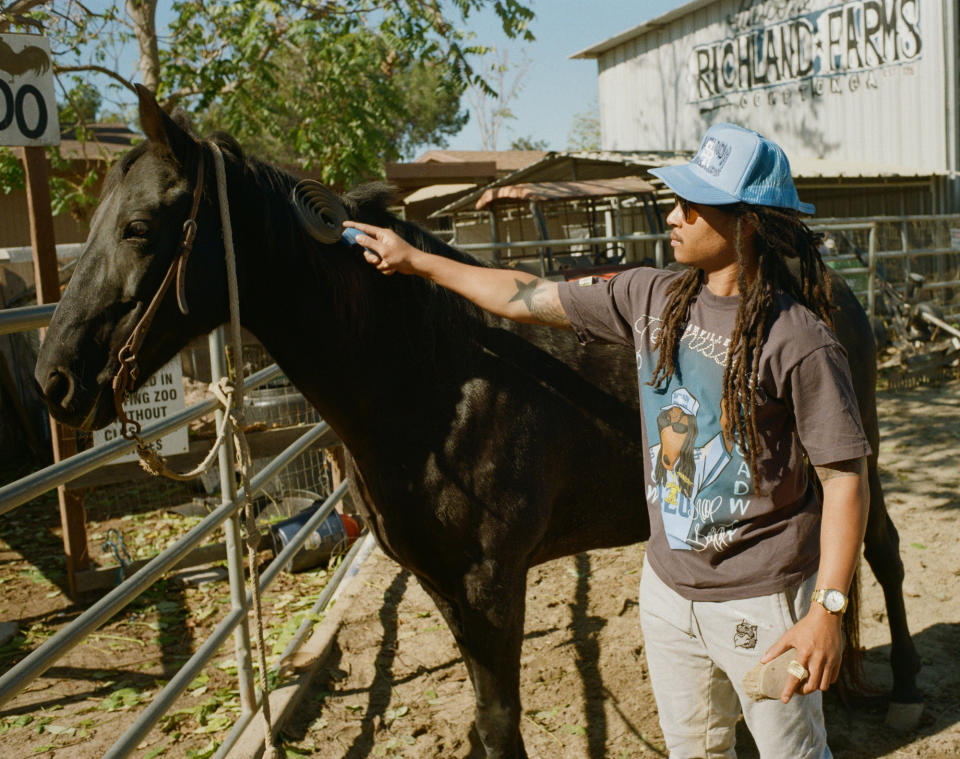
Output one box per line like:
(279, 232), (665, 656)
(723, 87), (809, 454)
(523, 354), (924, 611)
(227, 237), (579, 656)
(474, 176), (656, 210)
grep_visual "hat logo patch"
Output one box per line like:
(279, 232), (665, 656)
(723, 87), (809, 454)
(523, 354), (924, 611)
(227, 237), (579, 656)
(694, 137), (731, 177)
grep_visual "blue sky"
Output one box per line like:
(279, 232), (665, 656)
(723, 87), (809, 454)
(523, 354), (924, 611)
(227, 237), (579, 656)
(79, 1), (687, 152)
(442, 1), (685, 151)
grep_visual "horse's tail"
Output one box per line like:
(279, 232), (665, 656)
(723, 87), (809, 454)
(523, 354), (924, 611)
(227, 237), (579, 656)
(840, 565), (873, 694)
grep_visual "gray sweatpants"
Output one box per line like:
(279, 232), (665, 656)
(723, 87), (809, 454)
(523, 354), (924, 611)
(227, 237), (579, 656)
(638, 555), (832, 759)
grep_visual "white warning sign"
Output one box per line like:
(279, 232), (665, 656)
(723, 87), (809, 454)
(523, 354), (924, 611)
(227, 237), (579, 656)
(0, 34), (60, 147)
(93, 357), (190, 463)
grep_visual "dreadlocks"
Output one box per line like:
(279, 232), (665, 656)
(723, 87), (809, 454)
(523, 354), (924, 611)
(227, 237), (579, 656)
(648, 204), (834, 483)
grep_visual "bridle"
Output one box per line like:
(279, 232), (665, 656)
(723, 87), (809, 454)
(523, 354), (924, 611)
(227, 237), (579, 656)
(111, 142), (205, 441)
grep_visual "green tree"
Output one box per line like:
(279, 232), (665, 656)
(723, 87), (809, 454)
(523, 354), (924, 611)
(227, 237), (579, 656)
(392, 61), (470, 160)
(467, 48), (529, 150)
(567, 105), (601, 151)
(0, 0), (535, 206)
(58, 80), (101, 134)
(510, 135), (548, 150)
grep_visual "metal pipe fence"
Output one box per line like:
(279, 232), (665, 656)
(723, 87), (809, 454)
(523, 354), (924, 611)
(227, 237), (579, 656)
(0, 309), (363, 759)
(455, 215), (960, 321)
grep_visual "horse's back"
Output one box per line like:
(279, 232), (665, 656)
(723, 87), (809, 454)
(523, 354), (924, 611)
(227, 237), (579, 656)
(477, 322), (650, 562)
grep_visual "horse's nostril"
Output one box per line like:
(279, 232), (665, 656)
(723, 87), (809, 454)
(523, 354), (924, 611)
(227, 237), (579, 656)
(43, 368), (75, 410)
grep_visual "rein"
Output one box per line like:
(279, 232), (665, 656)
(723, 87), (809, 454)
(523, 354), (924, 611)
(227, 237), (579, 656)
(108, 140), (282, 758)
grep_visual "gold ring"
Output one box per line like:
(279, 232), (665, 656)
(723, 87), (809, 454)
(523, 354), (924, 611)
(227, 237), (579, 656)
(787, 660), (809, 681)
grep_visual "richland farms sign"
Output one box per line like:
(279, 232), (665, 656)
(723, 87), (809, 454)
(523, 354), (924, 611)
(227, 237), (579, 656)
(689, 0), (922, 109)
(0, 33), (60, 146)
(93, 358), (190, 464)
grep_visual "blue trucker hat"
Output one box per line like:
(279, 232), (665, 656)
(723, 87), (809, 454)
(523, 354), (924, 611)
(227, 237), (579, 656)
(649, 123), (814, 215)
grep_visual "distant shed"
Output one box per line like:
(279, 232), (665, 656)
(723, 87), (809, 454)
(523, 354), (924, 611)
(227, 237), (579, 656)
(0, 123), (138, 252)
(434, 152), (681, 273)
(385, 150), (548, 224)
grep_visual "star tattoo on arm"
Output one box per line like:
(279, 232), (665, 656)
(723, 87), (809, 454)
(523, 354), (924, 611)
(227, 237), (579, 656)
(507, 277), (570, 327)
(508, 278), (539, 308)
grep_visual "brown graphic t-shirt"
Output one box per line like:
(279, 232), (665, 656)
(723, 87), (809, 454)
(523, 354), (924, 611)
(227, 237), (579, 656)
(558, 267), (871, 601)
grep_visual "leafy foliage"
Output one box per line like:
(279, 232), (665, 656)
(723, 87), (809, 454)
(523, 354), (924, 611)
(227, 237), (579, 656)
(510, 135), (548, 150)
(567, 104), (602, 151)
(58, 80), (101, 134)
(0, 0), (536, 207)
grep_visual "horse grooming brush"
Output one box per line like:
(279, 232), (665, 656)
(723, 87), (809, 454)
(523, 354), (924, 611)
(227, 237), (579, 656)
(291, 179), (362, 246)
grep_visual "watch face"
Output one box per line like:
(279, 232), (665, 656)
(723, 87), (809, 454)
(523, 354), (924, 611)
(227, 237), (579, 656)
(824, 589), (846, 612)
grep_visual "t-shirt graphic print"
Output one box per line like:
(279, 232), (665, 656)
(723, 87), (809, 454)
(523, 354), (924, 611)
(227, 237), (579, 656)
(637, 318), (742, 553)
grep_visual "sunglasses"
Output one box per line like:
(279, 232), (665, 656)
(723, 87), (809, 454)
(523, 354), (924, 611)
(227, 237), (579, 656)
(674, 195), (694, 221)
(666, 420), (689, 434)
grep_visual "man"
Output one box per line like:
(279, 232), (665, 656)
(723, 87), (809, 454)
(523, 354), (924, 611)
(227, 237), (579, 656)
(345, 123), (869, 758)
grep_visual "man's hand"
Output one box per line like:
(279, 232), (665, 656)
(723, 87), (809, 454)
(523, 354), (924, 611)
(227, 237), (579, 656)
(760, 605), (843, 703)
(343, 221), (425, 275)
(761, 455), (868, 703)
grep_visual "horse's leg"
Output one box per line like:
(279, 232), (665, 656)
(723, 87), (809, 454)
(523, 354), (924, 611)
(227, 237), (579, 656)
(862, 458), (922, 705)
(420, 568), (529, 759)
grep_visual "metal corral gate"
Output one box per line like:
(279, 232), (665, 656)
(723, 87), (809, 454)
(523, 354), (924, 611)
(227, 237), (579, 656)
(0, 310), (374, 759)
(0, 212), (958, 756)
(459, 213), (960, 321)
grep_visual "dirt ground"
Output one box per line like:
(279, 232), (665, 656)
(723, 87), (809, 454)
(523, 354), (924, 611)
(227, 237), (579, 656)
(281, 379), (960, 759)
(0, 492), (341, 759)
(0, 379), (958, 758)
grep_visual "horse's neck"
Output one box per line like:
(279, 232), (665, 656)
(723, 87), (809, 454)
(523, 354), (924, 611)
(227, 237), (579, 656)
(227, 173), (472, 455)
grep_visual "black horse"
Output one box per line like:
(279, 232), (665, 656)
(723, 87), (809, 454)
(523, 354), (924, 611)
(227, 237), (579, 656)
(34, 86), (920, 758)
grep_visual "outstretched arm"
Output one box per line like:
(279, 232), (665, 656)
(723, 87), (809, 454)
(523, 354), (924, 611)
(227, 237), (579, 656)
(343, 221), (571, 329)
(761, 456), (869, 702)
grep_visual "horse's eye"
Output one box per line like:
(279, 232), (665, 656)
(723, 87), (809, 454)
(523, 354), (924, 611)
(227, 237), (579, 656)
(123, 220), (150, 239)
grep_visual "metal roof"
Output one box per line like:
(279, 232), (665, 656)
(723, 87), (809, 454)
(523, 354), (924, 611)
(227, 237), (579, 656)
(571, 0), (715, 59)
(413, 149), (548, 171)
(431, 150), (944, 217)
(474, 177), (656, 210)
(788, 157), (948, 179)
(57, 123), (139, 161)
(431, 150), (689, 216)
(402, 183), (477, 204)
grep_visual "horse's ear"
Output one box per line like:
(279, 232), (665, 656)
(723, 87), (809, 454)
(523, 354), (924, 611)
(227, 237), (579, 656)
(136, 83), (195, 160)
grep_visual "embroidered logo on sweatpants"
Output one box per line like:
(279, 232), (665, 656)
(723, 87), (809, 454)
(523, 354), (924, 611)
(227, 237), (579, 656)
(734, 620), (758, 649)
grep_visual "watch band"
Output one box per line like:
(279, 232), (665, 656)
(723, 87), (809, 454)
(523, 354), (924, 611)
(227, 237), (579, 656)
(813, 587), (849, 615)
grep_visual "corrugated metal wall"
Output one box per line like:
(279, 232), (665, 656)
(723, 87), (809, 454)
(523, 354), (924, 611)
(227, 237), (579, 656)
(597, 0), (950, 174)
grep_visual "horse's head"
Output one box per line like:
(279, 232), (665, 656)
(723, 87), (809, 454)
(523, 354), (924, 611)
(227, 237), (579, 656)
(35, 85), (229, 430)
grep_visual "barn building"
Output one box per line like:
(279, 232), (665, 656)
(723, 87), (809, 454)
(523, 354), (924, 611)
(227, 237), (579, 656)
(572, 0), (960, 216)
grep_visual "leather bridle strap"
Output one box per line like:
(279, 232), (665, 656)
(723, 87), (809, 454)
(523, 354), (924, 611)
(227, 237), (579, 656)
(112, 143), (205, 440)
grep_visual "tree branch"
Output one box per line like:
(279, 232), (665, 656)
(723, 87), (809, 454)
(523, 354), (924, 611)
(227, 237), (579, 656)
(54, 64), (138, 95)
(2, 0), (47, 15)
(0, 0), (46, 32)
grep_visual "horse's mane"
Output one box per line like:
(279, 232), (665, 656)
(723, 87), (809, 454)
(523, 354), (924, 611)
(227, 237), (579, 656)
(201, 130), (490, 371)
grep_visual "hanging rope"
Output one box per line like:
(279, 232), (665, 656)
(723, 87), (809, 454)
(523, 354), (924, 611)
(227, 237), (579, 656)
(209, 141), (281, 759)
(111, 139), (282, 758)
(134, 376), (235, 480)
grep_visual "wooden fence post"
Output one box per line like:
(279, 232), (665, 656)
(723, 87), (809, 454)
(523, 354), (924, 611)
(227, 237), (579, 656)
(22, 145), (90, 596)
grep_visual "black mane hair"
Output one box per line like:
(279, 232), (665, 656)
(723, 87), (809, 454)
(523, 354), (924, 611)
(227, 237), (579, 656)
(197, 131), (489, 373)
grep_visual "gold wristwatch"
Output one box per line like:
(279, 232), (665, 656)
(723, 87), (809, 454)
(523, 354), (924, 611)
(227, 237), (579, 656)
(813, 588), (848, 615)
